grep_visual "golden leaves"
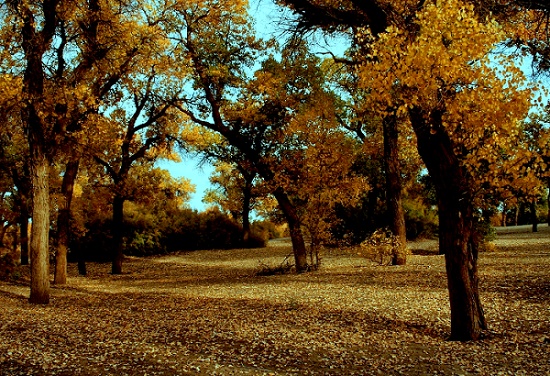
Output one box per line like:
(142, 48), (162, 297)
(353, 0), (536, 205)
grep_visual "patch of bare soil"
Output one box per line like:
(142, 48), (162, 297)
(0, 226), (549, 375)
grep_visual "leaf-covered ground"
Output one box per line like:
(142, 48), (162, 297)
(0, 226), (549, 375)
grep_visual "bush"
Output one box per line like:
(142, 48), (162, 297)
(332, 195), (439, 246)
(251, 220), (286, 240)
(358, 228), (409, 265)
(255, 260), (294, 276)
(403, 199), (438, 240)
(0, 250), (19, 281)
(71, 207), (266, 260)
(164, 208), (263, 252)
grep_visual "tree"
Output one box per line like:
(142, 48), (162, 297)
(170, 1), (325, 272)
(93, 67), (185, 274)
(1, 0), (177, 299)
(328, 59), (414, 262)
(204, 159), (260, 245)
(72, 164), (195, 260)
(2, 0), (60, 304)
(522, 111), (550, 226)
(278, 0), (533, 341)
(275, 100), (365, 267)
(0, 79), (31, 264)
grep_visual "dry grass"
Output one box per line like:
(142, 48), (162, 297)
(0, 225), (549, 375)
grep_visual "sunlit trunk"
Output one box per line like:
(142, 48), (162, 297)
(29, 148), (50, 304)
(273, 188), (308, 272)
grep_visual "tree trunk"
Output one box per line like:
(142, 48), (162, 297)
(411, 107), (486, 341)
(78, 258), (87, 276)
(439, 192), (486, 341)
(0, 224), (7, 247)
(547, 186), (550, 226)
(242, 177), (252, 245)
(111, 194), (125, 275)
(54, 160), (80, 285)
(531, 201), (538, 232)
(12, 227), (18, 255)
(18, 0), (58, 304)
(273, 188), (308, 272)
(29, 149), (50, 304)
(382, 114), (407, 265)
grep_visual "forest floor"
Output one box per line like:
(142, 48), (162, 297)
(0, 225), (549, 375)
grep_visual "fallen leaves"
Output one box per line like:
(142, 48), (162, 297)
(0, 225), (549, 375)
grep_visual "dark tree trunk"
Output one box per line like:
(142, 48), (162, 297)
(382, 114), (407, 265)
(78, 258), (87, 276)
(111, 194), (125, 275)
(0, 225), (7, 248)
(547, 186), (550, 226)
(531, 201), (538, 232)
(54, 160), (80, 285)
(411, 107), (486, 341)
(273, 188), (308, 273)
(11, 227), (18, 255)
(19, 209), (30, 265)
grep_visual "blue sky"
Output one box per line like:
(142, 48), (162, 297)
(157, 157), (214, 211)
(157, 1), (286, 211)
(159, 2), (550, 212)
(160, 1), (351, 211)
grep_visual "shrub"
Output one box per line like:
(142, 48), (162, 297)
(245, 232), (267, 248)
(358, 228), (408, 265)
(403, 199), (438, 240)
(255, 260), (294, 276)
(70, 206), (267, 260)
(0, 250), (19, 281)
(251, 220), (287, 240)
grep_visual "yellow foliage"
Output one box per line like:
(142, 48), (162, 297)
(357, 0), (533, 204)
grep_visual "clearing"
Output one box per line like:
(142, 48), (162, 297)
(0, 225), (549, 375)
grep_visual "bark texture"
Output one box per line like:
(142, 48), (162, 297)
(54, 160), (80, 284)
(112, 195), (125, 275)
(273, 188), (308, 272)
(19, 0), (58, 304)
(382, 114), (407, 265)
(29, 151), (50, 304)
(411, 107), (486, 340)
